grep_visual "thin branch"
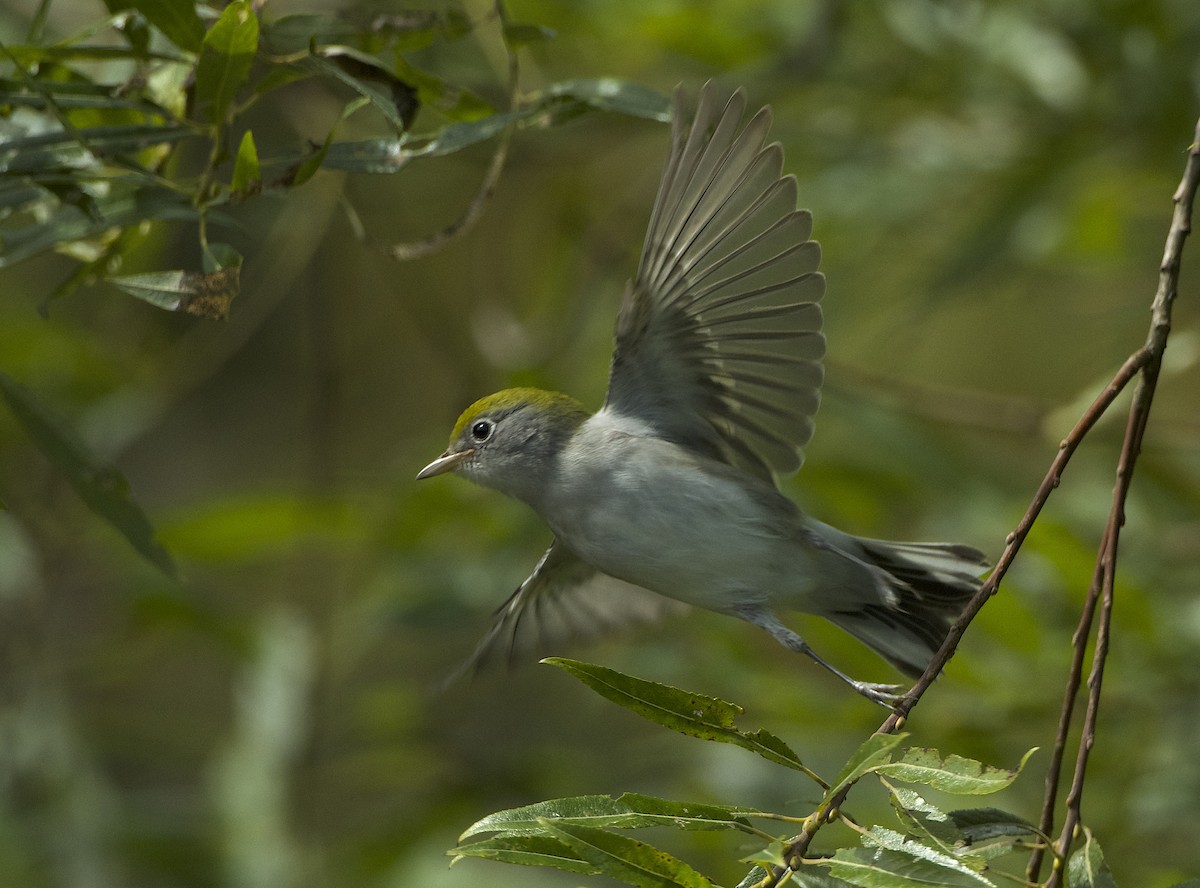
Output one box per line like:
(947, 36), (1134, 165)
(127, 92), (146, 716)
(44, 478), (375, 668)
(374, 0), (518, 262)
(1038, 118), (1199, 886)
(769, 116), (1200, 882)
(1027, 534), (1107, 881)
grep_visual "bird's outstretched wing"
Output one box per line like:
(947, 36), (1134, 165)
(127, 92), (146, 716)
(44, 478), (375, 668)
(451, 538), (689, 680)
(604, 82), (825, 481)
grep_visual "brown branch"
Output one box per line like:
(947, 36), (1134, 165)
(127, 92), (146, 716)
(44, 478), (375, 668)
(771, 117), (1200, 882)
(1027, 533), (1107, 881)
(1036, 117), (1200, 887)
(372, 0), (518, 262)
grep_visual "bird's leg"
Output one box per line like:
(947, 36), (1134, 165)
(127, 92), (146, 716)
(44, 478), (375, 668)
(732, 605), (903, 709)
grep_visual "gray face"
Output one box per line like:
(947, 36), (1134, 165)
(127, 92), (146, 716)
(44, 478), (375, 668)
(451, 401), (579, 505)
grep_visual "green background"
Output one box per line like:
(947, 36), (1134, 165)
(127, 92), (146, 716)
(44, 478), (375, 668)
(1, 1), (1198, 885)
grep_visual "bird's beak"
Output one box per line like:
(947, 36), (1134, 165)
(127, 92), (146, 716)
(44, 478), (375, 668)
(416, 448), (473, 480)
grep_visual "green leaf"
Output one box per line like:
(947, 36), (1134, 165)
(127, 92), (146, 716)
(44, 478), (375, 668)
(786, 872), (858, 888)
(538, 78), (671, 121)
(0, 76), (165, 113)
(318, 77), (667, 173)
(540, 819), (714, 888)
(0, 44), (184, 65)
(947, 808), (1040, 845)
(875, 747), (1036, 795)
(300, 48), (418, 132)
(0, 123), (195, 175)
(829, 733), (907, 794)
(450, 833), (597, 875)
(129, 0), (205, 52)
(231, 129), (260, 194)
(460, 793), (760, 840)
(391, 57), (494, 121)
(888, 788), (964, 858)
(108, 263), (237, 320)
(0, 184), (203, 270)
(259, 13), (359, 55)
(1065, 831), (1118, 888)
(544, 659), (821, 783)
(194, 0), (259, 123)
(0, 373), (175, 577)
(864, 827), (989, 883)
(286, 96), (370, 186)
(825, 843), (993, 888)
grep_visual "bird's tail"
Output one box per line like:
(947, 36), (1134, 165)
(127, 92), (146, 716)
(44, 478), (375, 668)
(827, 538), (990, 678)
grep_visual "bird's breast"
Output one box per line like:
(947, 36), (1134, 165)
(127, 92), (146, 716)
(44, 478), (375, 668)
(540, 413), (809, 611)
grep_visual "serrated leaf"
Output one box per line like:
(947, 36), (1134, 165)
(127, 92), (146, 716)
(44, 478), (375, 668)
(1065, 831), (1118, 888)
(788, 872), (858, 888)
(739, 836), (789, 870)
(231, 130), (260, 194)
(460, 793), (760, 840)
(544, 659), (820, 782)
(541, 819), (714, 888)
(947, 808), (1039, 844)
(109, 264), (237, 320)
(825, 845), (993, 888)
(130, 0), (205, 52)
(450, 833), (598, 875)
(0, 374), (175, 577)
(876, 748), (1036, 795)
(830, 733), (907, 794)
(736, 866), (774, 888)
(194, 0), (258, 123)
(888, 788), (964, 857)
(863, 828), (989, 883)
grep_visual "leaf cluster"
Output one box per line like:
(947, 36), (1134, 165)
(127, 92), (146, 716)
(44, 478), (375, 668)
(1, 0), (668, 317)
(450, 660), (1064, 888)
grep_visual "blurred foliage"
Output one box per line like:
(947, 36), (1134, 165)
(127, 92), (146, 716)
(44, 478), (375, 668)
(1, 1), (1199, 887)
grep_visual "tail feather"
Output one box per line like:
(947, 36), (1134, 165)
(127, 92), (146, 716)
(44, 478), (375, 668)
(829, 538), (989, 678)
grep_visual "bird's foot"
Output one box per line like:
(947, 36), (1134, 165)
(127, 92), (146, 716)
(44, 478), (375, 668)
(848, 680), (905, 710)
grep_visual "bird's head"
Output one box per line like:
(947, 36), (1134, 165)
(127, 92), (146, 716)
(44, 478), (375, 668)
(417, 387), (590, 504)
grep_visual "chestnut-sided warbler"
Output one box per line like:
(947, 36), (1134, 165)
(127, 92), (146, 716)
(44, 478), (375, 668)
(418, 83), (988, 706)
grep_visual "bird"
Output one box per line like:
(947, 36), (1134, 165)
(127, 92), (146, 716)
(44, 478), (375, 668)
(417, 82), (989, 707)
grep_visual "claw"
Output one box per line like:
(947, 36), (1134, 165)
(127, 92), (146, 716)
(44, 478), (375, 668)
(849, 680), (905, 710)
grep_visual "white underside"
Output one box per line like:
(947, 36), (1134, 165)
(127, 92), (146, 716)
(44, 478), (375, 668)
(539, 409), (882, 616)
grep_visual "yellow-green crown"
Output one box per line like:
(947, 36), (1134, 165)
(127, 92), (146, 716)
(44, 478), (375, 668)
(449, 387), (590, 442)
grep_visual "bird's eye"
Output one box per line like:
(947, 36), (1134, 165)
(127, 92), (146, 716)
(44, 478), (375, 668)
(470, 420), (494, 442)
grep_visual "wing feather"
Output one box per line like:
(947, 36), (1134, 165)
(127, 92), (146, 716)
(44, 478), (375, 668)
(451, 539), (688, 681)
(606, 82), (825, 481)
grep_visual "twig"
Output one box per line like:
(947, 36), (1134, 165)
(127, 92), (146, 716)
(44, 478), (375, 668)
(1027, 535), (1107, 881)
(771, 116), (1200, 881)
(374, 0), (518, 262)
(1037, 117), (1200, 887)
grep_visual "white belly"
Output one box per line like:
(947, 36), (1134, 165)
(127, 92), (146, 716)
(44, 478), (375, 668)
(542, 412), (813, 612)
